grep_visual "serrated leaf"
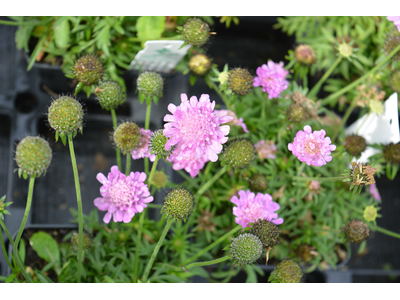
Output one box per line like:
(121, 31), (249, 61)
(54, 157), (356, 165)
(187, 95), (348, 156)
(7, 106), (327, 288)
(54, 17), (70, 49)
(30, 231), (60, 274)
(136, 16), (165, 43)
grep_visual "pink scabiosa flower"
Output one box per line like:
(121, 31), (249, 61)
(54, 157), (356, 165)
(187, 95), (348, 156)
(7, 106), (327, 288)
(369, 183), (381, 201)
(131, 128), (156, 162)
(288, 125), (336, 166)
(253, 61), (289, 99)
(214, 110), (249, 133)
(231, 190), (283, 228)
(254, 140), (277, 160)
(163, 93), (232, 178)
(387, 16), (400, 32)
(94, 166), (153, 223)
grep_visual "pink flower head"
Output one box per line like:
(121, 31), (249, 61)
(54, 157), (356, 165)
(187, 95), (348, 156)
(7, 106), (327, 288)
(254, 140), (277, 160)
(131, 128), (156, 162)
(163, 94), (232, 177)
(387, 16), (400, 32)
(369, 183), (381, 201)
(94, 166), (153, 223)
(253, 61), (289, 99)
(231, 190), (283, 228)
(214, 110), (249, 133)
(288, 125), (336, 166)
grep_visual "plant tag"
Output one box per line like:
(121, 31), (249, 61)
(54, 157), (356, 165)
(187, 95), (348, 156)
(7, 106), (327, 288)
(345, 92), (400, 162)
(130, 41), (191, 74)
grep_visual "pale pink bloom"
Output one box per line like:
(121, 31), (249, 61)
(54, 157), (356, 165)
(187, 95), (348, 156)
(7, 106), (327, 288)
(288, 125), (336, 166)
(231, 190), (283, 228)
(387, 16), (400, 32)
(369, 183), (381, 201)
(131, 128), (156, 162)
(254, 140), (277, 160)
(163, 93), (232, 178)
(253, 61), (289, 99)
(94, 166), (153, 223)
(214, 110), (249, 133)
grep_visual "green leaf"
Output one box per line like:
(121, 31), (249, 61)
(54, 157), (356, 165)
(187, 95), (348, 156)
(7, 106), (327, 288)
(22, 172), (28, 180)
(136, 16), (165, 42)
(138, 93), (145, 104)
(146, 96), (152, 106)
(27, 33), (47, 71)
(35, 270), (53, 283)
(153, 95), (159, 105)
(104, 275), (115, 283)
(30, 231), (60, 274)
(60, 132), (67, 146)
(54, 17), (70, 48)
(95, 25), (111, 56)
(189, 74), (197, 86)
(358, 240), (367, 254)
(18, 168), (23, 179)
(18, 239), (26, 265)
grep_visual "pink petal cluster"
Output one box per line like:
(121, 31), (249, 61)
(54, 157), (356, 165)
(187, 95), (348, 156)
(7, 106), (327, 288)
(164, 94), (232, 178)
(214, 110), (249, 133)
(387, 16), (400, 32)
(369, 183), (381, 201)
(254, 140), (277, 160)
(253, 61), (289, 99)
(231, 190), (283, 228)
(288, 125), (336, 166)
(131, 128), (156, 162)
(94, 166), (153, 223)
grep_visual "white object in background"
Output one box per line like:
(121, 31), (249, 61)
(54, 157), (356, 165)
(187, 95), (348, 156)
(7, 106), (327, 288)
(345, 92), (399, 162)
(130, 41), (191, 74)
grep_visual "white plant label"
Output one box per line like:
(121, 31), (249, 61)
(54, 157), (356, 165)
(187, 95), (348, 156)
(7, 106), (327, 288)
(130, 41), (191, 74)
(345, 92), (399, 162)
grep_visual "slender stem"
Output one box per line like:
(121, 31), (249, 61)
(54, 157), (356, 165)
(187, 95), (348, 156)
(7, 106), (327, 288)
(195, 165), (228, 198)
(205, 77), (232, 110)
(320, 44), (400, 106)
(201, 162), (213, 185)
(144, 101), (152, 175)
(296, 161), (307, 177)
(13, 177), (35, 283)
(142, 218), (173, 282)
(308, 56), (342, 99)
(261, 96), (266, 120)
(0, 221), (13, 271)
(285, 59), (296, 70)
(184, 256), (231, 270)
(147, 156), (159, 187)
(111, 109), (122, 170)
(183, 225), (241, 265)
(293, 176), (344, 182)
(147, 203), (163, 209)
(370, 224), (400, 240)
(332, 96), (358, 141)
(68, 137), (84, 283)
(125, 153), (131, 176)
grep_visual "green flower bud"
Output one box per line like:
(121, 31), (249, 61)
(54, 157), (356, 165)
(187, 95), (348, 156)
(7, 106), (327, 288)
(338, 43), (353, 58)
(182, 18), (210, 47)
(344, 220), (369, 243)
(149, 129), (175, 159)
(390, 70), (400, 93)
(248, 174), (268, 193)
(385, 28), (400, 61)
(287, 103), (308, 122)
(270, 259), (303, 283)
(48, 96), (84, 135)
(163, 187), (194, 222)
(188, 54), (211, 76)
(363, 205), (378, 222)
(221, 138), (255, 169)
(228, 68), (253, 96)
(151, 171), (168, 189)
(73, 54), (104, 86)
(230, 233), (263, 267)
(294, 44), (316, 65)
(137, 71), (163, 98)
(344, 134), (367, 157)
(71, 232), (92, 251)
(383, 142), (400, 165)
(15, 136), (52, 179)
(113, 122), (142, 154)
(95, 80), (126, 111)
(249, 219), (280, 250)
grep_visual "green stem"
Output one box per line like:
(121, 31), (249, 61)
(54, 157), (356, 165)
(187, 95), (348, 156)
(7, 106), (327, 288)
(195, 165), (228, 198)
(332, 96), (358, 141)
(293, 176), (344, 182)
(308, 56), (342, 99)
(13, 177), (35, 283)
(0, 18), (53, 26)
(321, 44), (400, 106)
(183, 225), (241, 265)
(144, 101), (152, 175)
(68, 137), (84, 283)
(296, 162), (307, 177)
(285, 59), (296, 70)
(0, 221), (13, 272)
(147, 203), (163, 209)
(261, 96), (266, 120)
(142, 218), (173, 282)
(147, 156), (159, 187)
(184, 256), (231, 270)
(111, 109), (122, 170)
(370, 224), (400, 240)
(125, 153), (131, 176)
(205, 77), (232, 110)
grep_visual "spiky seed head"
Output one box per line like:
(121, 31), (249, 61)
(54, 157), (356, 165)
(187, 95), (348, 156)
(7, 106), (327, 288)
(270, 259), (303, 283)
(136, 71), (163, 98)
(95, 80), (126, 111)
(294, 44), (316, 65)
(287, 103), (308, 122)
(248, 174), (268, 193)
(15, 136), (52, 178)
(383, 142), (400, 165)
(228, 68), (253, 95)
(230, 233), (263, 267)
(296, 244), (316, 263)
(385, 28), (400, 61)
(390, 70), (400, 93)
(188, 54), (211, 76)
(113, 122), (141, 154)
(163, 187), (194, 221)
(149, 129), (175, 159)
(344, 135), (367, 157)
(71, 232), (92, 251)
(249, 219), (280, 249)
(73, 54), (104, 86)
(344, 220), (369, 243)
(48, 96), (84, 135)
(221, 138), (255, 169)
(349, 162), (377, 187)
(182, 18), (210, 47)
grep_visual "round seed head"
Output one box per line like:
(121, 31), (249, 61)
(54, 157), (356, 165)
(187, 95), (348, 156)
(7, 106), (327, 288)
(188, 54), (211, 76)
(136, 71), (163, 98)
(228, 68), (253, 95)
(248, 174), (268, 193)
(287, 103), (308, 122)
(344, 220), (369, 243)
(230, 233), (263, 267)
(149, 129), (175, 159)
(221, 138), (255, 169)
(390, 70), (400, 93)
(95, 80), (126, 111)
(249, 219), (280, 249)
(383, 142), (400, 165)
(182, 18), (210, 47)
(48, 96), (84, 135)
(270, 259), (303, 283)
(294, 44), (316, 65)
(113, 122), (142, 154)
(385, 28), (400, 61)
(163, 187), (194, 221)
(344, 135), (367, 157)
(73, 54), (104, 85)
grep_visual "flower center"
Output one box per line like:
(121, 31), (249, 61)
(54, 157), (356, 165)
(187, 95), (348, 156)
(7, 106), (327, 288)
(181, 111), (212, 144)
(108, 179), (134, 207)
(305, 139), (320, 155)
